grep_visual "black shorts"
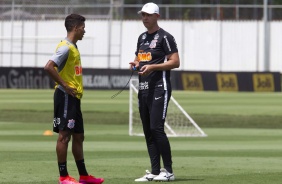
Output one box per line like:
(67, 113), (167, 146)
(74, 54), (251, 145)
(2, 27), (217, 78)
(53, 88), (84, 133)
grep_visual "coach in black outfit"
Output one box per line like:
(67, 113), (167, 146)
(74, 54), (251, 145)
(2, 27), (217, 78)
(129, 2), (180, 182)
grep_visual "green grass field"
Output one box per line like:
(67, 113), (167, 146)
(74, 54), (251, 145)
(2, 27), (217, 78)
(0, 89), (282, 184)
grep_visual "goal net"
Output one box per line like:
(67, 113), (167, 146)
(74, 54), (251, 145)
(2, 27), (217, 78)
(129, 79), (207, 137)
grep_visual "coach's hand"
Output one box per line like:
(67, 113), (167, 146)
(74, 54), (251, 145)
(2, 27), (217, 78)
(129, 61), (139, 71)
(138, 65), (152, 76)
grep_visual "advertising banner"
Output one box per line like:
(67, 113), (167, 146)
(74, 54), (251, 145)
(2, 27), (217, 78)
(0, 67), (280, 92)
(179, 71), (281, 92)
(0, 67), (52, 89)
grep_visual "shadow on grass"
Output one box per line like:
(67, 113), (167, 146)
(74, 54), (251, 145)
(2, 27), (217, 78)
(171, 177), (205, 182)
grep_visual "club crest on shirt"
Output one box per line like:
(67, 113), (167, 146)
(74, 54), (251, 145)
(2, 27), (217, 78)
(67, 119), (75, 129)
(149, 40), (157, 49)
(142, 34), (147, 39)
(154, 34), (159, 40)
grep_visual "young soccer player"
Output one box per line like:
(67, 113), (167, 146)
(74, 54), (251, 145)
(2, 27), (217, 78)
(44, 14), (104, 184)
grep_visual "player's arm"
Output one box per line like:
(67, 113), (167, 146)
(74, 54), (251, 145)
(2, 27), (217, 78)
(139, 52), (180, 75)
(44, 60), (77, 97)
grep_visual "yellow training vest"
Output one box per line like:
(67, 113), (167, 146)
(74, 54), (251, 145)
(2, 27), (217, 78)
(55, 40), (83, 99)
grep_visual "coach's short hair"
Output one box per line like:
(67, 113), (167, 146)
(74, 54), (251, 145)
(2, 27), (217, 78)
(65, 14), (86, 32)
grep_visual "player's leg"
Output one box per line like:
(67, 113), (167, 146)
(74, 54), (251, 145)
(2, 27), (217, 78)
(54, 89), (81, 184)
(54, 89), (70, 177)
(57, 130), (72, 176)
(71, 99), (104, 184)
(149, 89), (175, 181)
(71, 104), (88, 175)
(72, 133), (87, 175)
(140, 92), (161, 175)
(135, 92), (160, 182)
(57, 132), (81, 184)
(73, 133), (105, 184)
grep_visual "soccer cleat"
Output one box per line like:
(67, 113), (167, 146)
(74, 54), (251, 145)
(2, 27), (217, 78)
(135, 170), (158, 182)
(153, 168), (175, 182)
(79, 175), (104, 184)
(59, 175), (82, 184)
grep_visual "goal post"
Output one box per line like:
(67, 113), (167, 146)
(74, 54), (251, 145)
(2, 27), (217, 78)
(129, 79), (207, 137)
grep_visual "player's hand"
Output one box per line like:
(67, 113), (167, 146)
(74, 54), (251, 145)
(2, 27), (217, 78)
(64, 85), (77, 97)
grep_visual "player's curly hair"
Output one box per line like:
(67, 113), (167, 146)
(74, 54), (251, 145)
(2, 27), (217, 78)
(65, 14), (85, 32)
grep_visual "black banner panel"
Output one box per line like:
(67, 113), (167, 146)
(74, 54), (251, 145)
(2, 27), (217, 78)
(0, 67), (138, 90)
(0, 67), (280, 92)
(0, 67), (52, 89)
(179, 71), (281, 92)
(82, 68), (138, 89)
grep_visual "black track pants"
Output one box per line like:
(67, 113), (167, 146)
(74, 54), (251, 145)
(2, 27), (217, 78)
(138, 89), (173, 174)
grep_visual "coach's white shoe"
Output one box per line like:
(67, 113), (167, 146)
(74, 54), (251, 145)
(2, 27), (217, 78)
(134, 170), (158, 182)
(153, 168), (175, 182)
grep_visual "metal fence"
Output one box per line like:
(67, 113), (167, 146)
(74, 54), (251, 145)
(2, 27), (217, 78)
(1, 0), (282, 20)
(0, 0), (277, 72)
